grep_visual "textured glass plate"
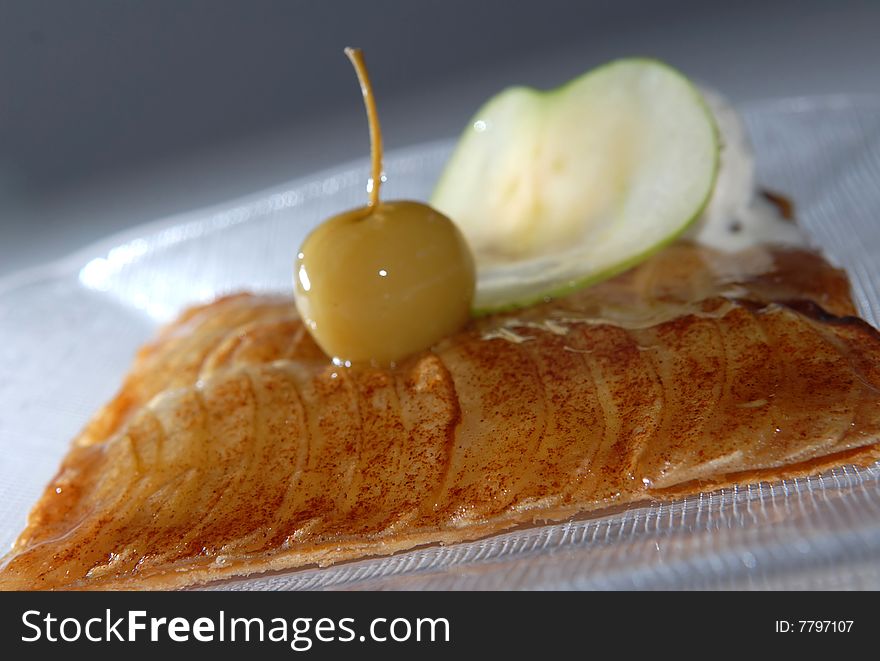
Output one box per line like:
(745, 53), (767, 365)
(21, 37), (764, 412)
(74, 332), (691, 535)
(2, 95), (880, 590)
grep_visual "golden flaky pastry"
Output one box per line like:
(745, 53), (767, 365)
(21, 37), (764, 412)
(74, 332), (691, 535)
(2, 242), (880, 590)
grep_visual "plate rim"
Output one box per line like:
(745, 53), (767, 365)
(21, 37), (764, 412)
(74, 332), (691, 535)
(2, 92), (879, 300)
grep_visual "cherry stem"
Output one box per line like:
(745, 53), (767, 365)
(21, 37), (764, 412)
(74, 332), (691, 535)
(345, 47), (383, 208)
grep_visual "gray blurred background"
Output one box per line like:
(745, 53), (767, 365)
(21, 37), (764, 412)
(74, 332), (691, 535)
(1, 0), (879, 276)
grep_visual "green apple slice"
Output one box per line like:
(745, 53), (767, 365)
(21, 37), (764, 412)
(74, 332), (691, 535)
(431, 58), (719, 314)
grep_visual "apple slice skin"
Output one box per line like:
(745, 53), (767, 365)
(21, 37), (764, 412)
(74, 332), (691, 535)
(431, 58), (720, 316)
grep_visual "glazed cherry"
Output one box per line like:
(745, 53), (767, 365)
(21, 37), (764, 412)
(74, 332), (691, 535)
(294, 48), (475, 366)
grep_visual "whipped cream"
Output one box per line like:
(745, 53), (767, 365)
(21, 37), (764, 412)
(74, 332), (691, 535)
(687, 89), (807, 251)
